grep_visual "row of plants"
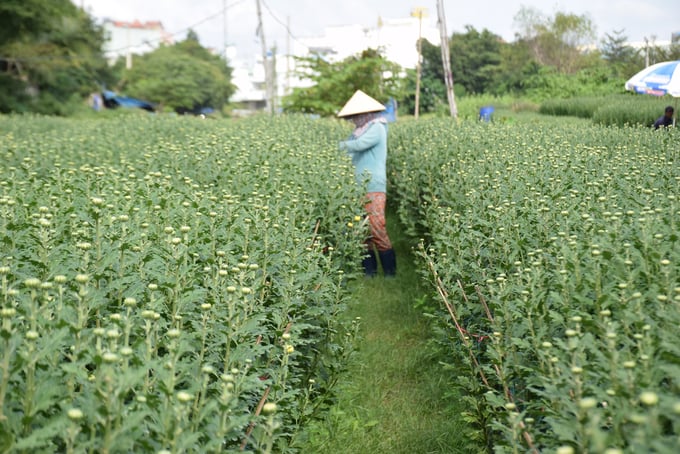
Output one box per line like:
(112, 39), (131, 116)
(539, 94), (675, 127)
(0, 114), (366, 452)
(389, 119), (680, 452)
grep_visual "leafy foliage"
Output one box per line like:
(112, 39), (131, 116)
(540, 93), (675, 127)
(120, 32), (235, 113)
(0, 0), (113, 115)
(514, 6), (597, 73)
(599, 30), (643, 79)
(283, 48), (404, 116)
(389, 118), (680, 452)
(522, 64), (625, 101)
(398, 65), (449, 116)
(0, 114), (366, 452)
(449, 26), (504, 95)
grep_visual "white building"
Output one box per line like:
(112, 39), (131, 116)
(102, 19), (174, 67)
(299, 16), (440, 68)
(231, 13), (441, 109)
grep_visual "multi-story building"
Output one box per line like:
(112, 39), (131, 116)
(98, 11), (439, 113)
(102, 19), (174, 67)
(231, 12), (441, 111)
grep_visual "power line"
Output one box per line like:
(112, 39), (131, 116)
(105, 0), (249, 55)
(0, 53), (102, 63)
(1, 0), (249, 63)
(260, 0), (307, 48)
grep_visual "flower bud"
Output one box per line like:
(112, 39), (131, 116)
(262, 402), (277, 415)
(67, 408), (84, 421)
(639, 391), (659, 406)
(177, 391), (193, 403)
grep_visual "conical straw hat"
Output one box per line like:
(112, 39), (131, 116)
(337, 90), (386, 117)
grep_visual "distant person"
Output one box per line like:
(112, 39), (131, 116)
(337, 90), (396, 277)
(653, 106), (674, 129)
(91, 92), (102, 112)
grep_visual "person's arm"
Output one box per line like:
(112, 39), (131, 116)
(339, 124), (382, 153)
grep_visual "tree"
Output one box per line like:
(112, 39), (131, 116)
(521, 65), (623, 101)
(513, 6), (596, 73)
(449, 26), (503, 94)
(650, 39), (680, 64)
(283, 48), (404, 116)
(490, 40), (541, 95)
(600, 30), (641, 78)
(119, 31), (235, 113)
(399, 65), (448, 115)
(397, 38), (462, 115)
(0, 0), (113, 114)
(413, 32), (506, 110)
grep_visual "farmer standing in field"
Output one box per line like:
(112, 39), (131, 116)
(338, 90), (397, 277)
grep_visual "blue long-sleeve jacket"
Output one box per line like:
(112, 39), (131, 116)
(339, 121), (387, 193)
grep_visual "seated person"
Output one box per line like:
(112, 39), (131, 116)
(654, 106), (674, 129)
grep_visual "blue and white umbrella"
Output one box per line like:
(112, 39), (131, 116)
(625, 60), (680, 126)
(624, 60), (680, 97)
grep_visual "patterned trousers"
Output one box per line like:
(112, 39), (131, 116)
(364, 192), (393, 252)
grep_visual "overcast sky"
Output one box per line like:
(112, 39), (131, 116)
(77, 0), (679, 60)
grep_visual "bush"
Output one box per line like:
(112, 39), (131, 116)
(539, 96), (612, 118)
(389, 119), (680, 452)
(540, 94), (676, 127)
(0, 114), (365, 452)
(592, 97), (674, 127)
(454, 95), (539, 121)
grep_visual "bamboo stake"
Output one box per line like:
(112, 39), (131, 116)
(424, 254), (537, 452)
(240, 321), (293, 450)
(470, 283), (537, 452)
(425, 257), (489, 387)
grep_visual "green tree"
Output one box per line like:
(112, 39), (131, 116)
(599, 30), (641, 78)
(119, 31), (235, 113)
(514, 6), (596, 73)
(399, 66), (448, 116)
(491, 40), (541, 95)
(398, 39), (453, 115)
(283, 48), (404, 116)
(412, 32), (507, 110)
(648, 38), (680, 64)
(449, 26), (503, 94)
(0, 0), (112, 114)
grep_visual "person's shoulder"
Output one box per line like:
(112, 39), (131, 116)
(369, 119), (388, 133)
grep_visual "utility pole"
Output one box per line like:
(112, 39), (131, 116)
(644, 37), (649, 67)
(648, 35), (657, 66)
(126, 25), (132, 69)
(286, 16), (291, 96)
(223, 0), (228, 62)
(436, 0), (457, 119)
(411, 7), (427, 120)
(255, 0), (273, 114)
(270, 46), (278, 113)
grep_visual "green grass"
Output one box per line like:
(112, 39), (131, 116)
(296, 209), (478, 453)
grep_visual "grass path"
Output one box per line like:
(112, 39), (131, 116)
(300, 210), (475, 453)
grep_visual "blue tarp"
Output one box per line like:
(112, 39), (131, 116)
(102, 90), (155, 111)
(382, 98), (397, 123)
(479, 106), (494, 122)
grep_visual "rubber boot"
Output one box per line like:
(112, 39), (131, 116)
(379, 249), (397, 277)
(362, 249), (378, 277)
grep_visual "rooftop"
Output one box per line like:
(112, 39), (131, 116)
(106, 19), (166, 30)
